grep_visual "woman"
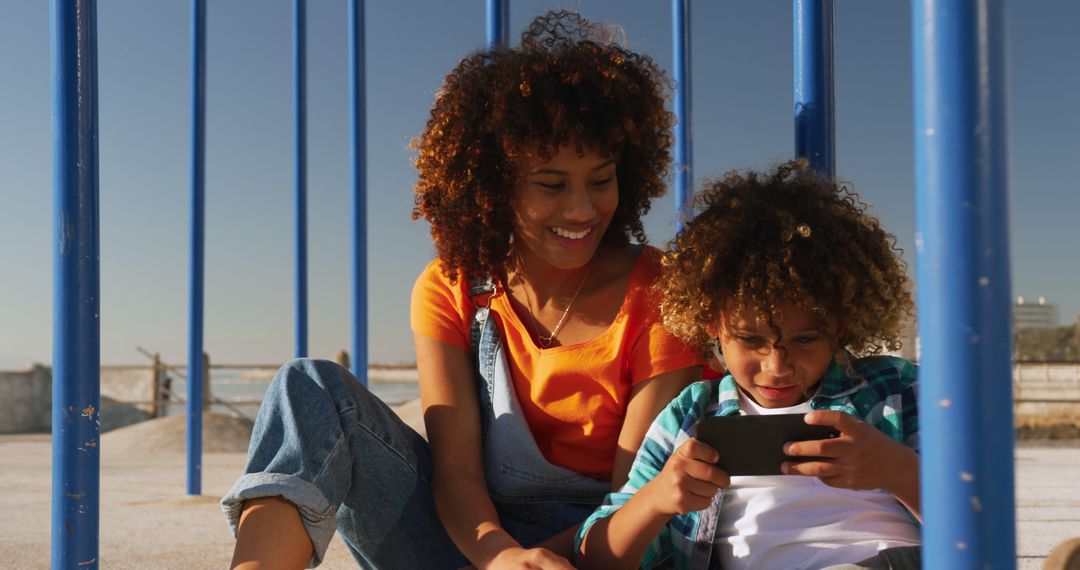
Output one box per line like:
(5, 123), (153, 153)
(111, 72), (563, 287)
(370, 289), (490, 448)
(224, 11), (701, 569)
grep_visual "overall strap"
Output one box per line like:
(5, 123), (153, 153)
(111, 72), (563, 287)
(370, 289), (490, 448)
(467, 276), (497, 308)
(465, 273), (611, 504)
(467, 276), (498, 442)
(467, 276), (497, 361)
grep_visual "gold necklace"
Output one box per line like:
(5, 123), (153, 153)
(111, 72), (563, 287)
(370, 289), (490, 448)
(522, 264), (593, 349)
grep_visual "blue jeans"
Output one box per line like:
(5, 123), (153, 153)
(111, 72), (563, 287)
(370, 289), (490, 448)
(221, 359), (596, 568)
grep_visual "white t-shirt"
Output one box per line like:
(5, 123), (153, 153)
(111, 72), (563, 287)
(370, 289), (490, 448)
(712, 391), (920, 570)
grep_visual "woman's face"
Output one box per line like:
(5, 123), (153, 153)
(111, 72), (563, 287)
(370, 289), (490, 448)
(510, 145), (619, 271)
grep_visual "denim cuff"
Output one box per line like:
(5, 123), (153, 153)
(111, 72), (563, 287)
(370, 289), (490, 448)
(221, 472), (338, 568)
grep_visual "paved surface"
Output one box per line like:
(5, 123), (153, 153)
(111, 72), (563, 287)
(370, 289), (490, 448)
(1, 409), (1077, 568)
(1015, 441), (1080, 569)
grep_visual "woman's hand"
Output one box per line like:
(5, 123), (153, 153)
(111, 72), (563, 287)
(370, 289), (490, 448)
(642, 438), (730, 516)
(781, 410), (920, 519)
(480, 546), (575, 569)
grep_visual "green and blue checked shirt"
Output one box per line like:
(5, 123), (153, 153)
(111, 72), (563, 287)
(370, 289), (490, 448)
(573, 355), (919, 570)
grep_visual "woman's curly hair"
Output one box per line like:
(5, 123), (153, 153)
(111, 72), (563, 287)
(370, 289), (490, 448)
(412, 11), (673, 282)
(657, 160), (914, 363)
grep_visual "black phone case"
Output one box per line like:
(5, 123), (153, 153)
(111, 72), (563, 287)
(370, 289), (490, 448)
(693, 414), (840, 476)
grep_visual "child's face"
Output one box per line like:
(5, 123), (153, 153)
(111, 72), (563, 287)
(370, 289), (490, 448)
(510, 144), (619, 271)
(716, 301), (838, 408)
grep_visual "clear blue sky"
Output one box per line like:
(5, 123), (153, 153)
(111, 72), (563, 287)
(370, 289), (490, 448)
(2, 0), (1078, 370)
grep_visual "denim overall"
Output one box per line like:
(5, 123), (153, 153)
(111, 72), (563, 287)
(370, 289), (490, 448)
(221, 278), (609, 569)
(468, 278), (610, 528)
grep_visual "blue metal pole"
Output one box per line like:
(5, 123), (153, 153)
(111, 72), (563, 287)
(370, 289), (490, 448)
(672, 0), (692, 229)
(187, 0), (206, 496)
(294, 0), (308, 358)
(50, 0), (100, 565)
(793, 0), (835, 179)
(913, 0), (1014, 566)
(485, 0), (509, 50)
(349, 0), (368, 385)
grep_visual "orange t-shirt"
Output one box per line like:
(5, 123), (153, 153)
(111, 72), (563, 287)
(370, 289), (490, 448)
(410, 246), (702, 480)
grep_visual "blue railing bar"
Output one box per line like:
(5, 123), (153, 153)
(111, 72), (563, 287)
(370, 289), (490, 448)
(50, 0), (101, 565)
(486, 0), (509, 50)
(349, 0), (368, 385)
(672, 0), (692, 229)
(186, 0), (207, 496)
(294, 0), (308, 358)
(793, 0), (835, 179)
(913, 0), (1015, 566)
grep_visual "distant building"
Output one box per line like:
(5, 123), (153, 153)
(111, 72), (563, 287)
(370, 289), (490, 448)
(1013, 296), (1059, 330)
(898, 313), (920, 362)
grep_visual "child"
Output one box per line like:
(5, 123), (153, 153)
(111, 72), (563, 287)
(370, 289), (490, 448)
(574, 160), (921, 570)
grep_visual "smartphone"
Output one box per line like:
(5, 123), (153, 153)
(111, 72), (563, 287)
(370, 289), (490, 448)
(693, 413), (840, 476)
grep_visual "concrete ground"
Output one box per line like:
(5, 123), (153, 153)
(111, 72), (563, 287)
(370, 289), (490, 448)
(1015, 441), (1080, 569)
(1, 409), (1078, 568)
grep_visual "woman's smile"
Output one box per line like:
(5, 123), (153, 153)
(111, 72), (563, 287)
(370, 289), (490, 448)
(550, 225), (595, 250)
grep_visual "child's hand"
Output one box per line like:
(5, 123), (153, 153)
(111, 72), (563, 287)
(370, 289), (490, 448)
(780, 410), (918, 495)
(643, 438), (730, 516)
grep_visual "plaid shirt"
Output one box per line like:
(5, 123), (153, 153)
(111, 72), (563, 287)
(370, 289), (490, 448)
(573, 355), (919, 570)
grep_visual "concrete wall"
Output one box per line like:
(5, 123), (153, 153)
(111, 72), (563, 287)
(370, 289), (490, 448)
(0, 365), (157, 433)
(1014, 363), (1080, 435)
(0, 365), (51, 433)
(100, 366), (156, 414)
(1014, 363), (1080, 406)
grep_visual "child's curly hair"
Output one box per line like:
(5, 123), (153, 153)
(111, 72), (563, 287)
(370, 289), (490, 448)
(412, 11), (673, 282)
(658, 160), (914, 362)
